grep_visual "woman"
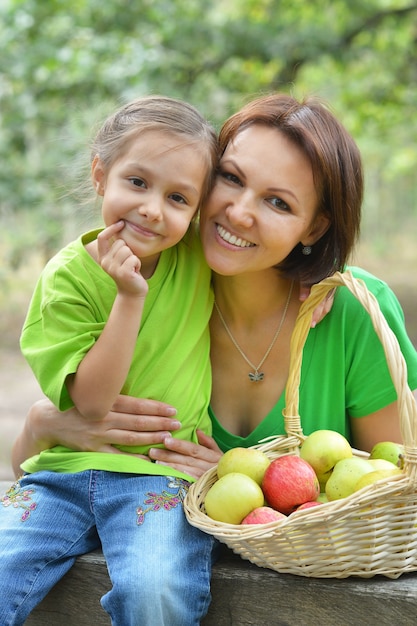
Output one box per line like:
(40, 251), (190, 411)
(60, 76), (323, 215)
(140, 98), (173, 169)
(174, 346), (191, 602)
(12, 94), (417, 483)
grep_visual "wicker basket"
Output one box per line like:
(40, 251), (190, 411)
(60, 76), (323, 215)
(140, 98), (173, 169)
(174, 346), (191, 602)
(184, 270), (417, 579)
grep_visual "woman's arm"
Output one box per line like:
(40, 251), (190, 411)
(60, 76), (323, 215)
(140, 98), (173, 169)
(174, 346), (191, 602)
(12, 396), (182, 478)
(11, 400), (58, 477)
(349, 390), (417, 452)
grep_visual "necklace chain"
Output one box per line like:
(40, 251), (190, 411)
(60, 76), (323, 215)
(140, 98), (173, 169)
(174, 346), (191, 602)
(214, 280), (294, 382)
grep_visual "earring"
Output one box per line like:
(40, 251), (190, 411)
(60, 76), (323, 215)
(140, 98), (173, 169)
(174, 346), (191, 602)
(302, 245), (312, 256)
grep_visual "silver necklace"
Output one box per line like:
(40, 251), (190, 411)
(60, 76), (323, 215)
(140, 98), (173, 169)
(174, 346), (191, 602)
(214, 280), (294, 382)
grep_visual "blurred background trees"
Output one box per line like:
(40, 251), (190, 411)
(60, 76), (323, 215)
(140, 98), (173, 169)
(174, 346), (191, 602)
(1, 0), (416, 341)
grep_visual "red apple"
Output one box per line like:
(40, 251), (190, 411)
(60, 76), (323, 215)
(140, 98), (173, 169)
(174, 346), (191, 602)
(241, 506), (286, 525)
(293, 501), (323, 512)
(261, 455), (320, 515)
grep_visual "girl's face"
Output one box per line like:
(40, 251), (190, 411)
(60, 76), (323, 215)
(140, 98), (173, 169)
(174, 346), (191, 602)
(92, 130), (207, 271)
(200, 124), (329, 276)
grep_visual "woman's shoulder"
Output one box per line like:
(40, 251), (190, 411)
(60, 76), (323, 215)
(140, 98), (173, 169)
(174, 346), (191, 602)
(336, 266), (404, 317)
(345, 266), (392, 293)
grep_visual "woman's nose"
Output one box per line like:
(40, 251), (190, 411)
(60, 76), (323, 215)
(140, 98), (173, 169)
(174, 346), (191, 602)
(225, 191), (255, 228)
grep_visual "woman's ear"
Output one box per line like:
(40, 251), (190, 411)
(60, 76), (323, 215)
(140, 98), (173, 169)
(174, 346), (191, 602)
(91, 155), (106, 196)
(302, 213), (330, 247)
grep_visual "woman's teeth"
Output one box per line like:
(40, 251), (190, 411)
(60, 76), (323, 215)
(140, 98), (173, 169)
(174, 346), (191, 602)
(216, 225), (255, 248)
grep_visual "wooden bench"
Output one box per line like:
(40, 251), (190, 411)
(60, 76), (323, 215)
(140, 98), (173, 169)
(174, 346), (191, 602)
(1, 481), (416, 625)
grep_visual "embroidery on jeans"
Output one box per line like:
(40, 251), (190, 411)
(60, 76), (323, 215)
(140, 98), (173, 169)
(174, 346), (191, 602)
(136, 477), (190, 526)
(1, 479), (37, 522)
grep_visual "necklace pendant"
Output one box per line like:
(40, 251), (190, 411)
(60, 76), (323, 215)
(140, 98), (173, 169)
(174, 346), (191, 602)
(248, 370), (264, 382)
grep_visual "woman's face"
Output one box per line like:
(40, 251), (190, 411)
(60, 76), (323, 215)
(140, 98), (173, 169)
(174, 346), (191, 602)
(200, 124), (329, 276)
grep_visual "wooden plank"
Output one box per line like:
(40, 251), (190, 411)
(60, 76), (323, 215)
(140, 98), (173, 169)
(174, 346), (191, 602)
(24, 546), (417, 625)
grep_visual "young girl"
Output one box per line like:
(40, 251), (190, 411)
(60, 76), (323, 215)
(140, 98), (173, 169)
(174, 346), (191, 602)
(0, 96), (218, 626)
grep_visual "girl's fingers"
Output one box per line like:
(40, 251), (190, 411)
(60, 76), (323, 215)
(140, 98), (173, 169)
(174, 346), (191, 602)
(97, 221), (125, 257)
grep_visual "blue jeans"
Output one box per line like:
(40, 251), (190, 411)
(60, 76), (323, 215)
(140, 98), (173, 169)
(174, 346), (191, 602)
(0, 471), (216, 625)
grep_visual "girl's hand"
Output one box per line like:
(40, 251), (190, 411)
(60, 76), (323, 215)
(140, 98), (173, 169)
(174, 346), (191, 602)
(97, 221), (148, 296)
(149, 430), (223, 480)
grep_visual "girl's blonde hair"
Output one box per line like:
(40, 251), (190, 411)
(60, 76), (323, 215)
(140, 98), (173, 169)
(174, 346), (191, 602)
(91, 95), (219, 209)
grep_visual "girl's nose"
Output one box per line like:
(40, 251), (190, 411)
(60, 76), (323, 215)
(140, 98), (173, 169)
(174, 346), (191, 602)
(138, 196), (163, 221)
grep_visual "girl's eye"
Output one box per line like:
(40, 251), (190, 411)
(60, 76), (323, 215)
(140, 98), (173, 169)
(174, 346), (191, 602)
(130, 177), (146, 188)
(170, 193), (187, 205)
(268, 197), (291, 212)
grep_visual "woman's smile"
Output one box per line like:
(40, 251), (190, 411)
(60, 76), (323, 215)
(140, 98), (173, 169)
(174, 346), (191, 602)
(215, 224), (255, 248)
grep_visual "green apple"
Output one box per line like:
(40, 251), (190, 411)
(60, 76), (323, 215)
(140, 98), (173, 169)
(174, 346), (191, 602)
(316, 492), (329, 503)
(354, 467), (403, 492)
(325, 457), (374, 501)
(204, 472), (265, 524)
(369, 441), (404, 468)
(368, 458), (398, 471)
(217, 447), (271, 485)
(300, 429), (353, 490)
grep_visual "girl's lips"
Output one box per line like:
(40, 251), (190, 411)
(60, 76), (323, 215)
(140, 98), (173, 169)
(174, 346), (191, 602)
(125, 220), (159, 238)
(216, 223), (255, 248)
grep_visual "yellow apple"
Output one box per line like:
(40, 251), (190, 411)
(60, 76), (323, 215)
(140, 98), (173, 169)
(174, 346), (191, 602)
(368, 458), (398, 470)
(217, 447), (271, 485)
(300, 429), (353, 490)
(204, 472), (264, 524)
(354, 467), (403, 492)
(325, 457), (374, 500)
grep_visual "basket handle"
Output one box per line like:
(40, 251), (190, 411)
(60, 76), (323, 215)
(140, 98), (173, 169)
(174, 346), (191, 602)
(283, 270), (417, 474)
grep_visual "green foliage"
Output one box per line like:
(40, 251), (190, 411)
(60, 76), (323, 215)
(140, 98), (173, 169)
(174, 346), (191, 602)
(1, 0), (416, 266)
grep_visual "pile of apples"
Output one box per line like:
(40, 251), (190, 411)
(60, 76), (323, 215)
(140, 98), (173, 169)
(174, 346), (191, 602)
(204, 430), (404, 525)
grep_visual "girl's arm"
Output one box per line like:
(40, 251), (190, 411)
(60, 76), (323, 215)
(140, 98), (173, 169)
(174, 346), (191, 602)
(67, 223), (148, 419)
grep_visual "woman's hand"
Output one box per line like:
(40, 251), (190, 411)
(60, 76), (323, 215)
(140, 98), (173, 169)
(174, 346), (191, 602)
(12, 395), (183, 476)
(13, 395), (222, 481)
(149, 430), (223, 480)
(299, 284), (335, 327)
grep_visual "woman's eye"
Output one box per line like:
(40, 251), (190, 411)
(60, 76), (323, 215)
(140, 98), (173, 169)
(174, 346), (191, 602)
(130, 177), (146, 188)
(219, 170), (241, 185)
(269, 197), (291, 212)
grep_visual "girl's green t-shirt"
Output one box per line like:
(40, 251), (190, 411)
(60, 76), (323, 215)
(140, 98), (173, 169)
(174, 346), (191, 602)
(20, 229), (213, 482)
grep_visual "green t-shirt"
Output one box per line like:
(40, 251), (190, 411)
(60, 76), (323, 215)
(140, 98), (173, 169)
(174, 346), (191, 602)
(20, 228), (213, 482)
(210, 267), (417, 452)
